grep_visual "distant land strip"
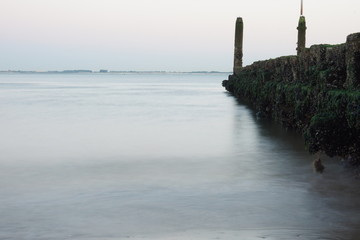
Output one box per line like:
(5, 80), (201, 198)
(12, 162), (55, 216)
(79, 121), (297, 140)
(0, 70), (231, 74)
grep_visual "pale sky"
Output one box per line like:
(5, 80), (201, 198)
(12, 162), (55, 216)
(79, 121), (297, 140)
(1, 0), (359, 71)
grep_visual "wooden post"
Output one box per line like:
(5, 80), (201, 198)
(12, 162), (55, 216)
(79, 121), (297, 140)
(297, 16), (306, 55)
(233, 17), (244, 75)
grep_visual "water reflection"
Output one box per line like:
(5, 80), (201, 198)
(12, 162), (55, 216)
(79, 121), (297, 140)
(228, 94), (360, 240)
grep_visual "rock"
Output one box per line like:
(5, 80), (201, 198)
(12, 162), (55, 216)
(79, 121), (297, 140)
(313, 158), (325, 173)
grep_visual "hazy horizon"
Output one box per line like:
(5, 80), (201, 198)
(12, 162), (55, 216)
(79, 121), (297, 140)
(0, 69), (232, 73)
(1, 0), (360, 72)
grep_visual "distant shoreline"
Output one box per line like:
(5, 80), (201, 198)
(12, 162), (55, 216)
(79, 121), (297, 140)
(0, 70), (231, 74)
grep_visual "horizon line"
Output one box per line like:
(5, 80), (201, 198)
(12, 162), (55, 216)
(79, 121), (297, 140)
(0, 70), (232, 74)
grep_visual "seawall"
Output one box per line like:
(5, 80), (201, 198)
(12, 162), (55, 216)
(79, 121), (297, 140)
(223, 33), (360, 163)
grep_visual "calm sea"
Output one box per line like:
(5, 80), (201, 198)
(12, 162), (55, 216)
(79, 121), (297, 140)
(0, 73), (359, 240)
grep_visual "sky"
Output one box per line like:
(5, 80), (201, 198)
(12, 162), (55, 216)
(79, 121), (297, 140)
(1, 0), (359, 72)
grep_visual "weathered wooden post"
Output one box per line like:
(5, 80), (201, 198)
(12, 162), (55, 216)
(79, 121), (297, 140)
(297, 16), (307, 55)
(233, 17), (244, 75)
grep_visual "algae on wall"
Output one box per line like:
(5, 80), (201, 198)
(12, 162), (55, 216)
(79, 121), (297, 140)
(223, 33), (360, 164)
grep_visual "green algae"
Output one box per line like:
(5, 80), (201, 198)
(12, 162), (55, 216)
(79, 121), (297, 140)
(223, 55), (360, 162)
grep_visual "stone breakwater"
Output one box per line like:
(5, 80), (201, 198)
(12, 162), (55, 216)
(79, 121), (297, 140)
(223, 33), (360, 164)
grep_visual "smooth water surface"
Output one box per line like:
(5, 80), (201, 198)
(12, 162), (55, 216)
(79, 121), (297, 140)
(0, 73), (360, 240)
